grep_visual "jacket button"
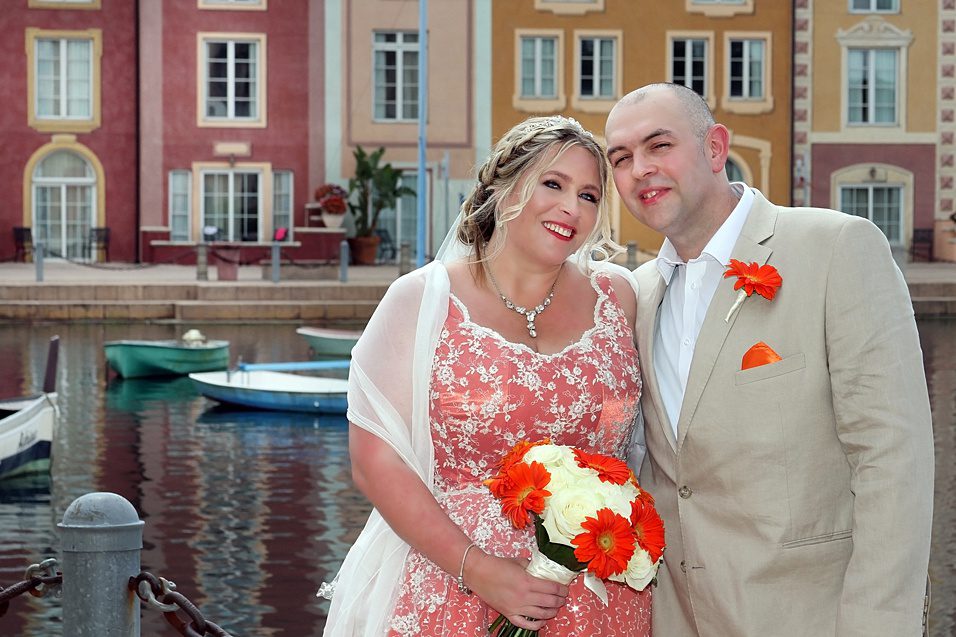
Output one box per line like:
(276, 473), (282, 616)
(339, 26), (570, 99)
(680, 560), (687, 573)
(678, 485), (692, 499)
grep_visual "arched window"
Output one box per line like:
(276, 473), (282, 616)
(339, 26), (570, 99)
(33, 150), (95, 260)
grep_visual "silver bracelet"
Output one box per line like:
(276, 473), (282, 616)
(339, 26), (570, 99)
(457, 542), (479, 595)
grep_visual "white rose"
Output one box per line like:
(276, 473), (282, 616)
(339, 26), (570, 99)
(622, 549), (657, 592)
(541, 483), (604, 546)
(523, 444), (573, 470)
(600, 485), (637, 519)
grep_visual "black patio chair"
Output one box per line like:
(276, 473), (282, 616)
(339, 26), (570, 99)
(84, 227), (110, 262)
(374, 228), (396, 262)
(13, 227), (32, 262)
(910, 228), (933, 262)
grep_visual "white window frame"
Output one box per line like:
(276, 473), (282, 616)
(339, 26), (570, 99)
(373, 31), (419, 122)
(169, 170), (192, 242)
(667, 32), (715, 108)
(836, 19), (911, 135)
(831, 164), (913, 248)
(846, 48), (898, 126)
(26, 28), (102, 133)
(32, 150), (97, 261)
(200, 169), (263, 242)
(721, 32), (773, 114)
(839, 184), (904, 245)
(514, 30), (565, 112)
(35, 37), (93, 121)
(197, 33), (267, 128)
(572, 30), (621, 113)
(849, 0), (899, 13)
(272, 170), (294, 241)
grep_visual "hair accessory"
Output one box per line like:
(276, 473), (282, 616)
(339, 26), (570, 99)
(457, 542), (479, 595)
(542, 115), (593, 138)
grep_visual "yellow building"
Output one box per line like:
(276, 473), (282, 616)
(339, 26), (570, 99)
(491, 0), (793, 253)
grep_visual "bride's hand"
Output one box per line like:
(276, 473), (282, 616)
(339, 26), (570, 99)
(466, 552), (569, 631)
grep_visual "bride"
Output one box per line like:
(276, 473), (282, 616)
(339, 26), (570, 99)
(321, 115), (652, 636)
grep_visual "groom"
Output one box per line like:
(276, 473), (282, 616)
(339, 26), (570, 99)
(606, 83), (934, 636)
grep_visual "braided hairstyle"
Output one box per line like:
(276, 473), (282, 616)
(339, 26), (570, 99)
(457, 115), (621, 274)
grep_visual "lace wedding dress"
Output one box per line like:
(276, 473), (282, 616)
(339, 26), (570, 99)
(386, 272), (651, 637)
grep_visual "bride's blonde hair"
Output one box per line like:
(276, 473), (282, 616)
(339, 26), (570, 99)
(457, 116), (622, 275)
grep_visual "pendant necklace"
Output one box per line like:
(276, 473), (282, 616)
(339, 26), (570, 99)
(486, 263), (563, 338)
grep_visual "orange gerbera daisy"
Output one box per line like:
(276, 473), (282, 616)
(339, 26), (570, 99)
(572, 508), (636, 578)
(723, 259), (782, 301)
(498, 439), (551, 473)
(630, 500), (666, 563)
(499, 461), (552, 529)
(573, 449), (631, 485)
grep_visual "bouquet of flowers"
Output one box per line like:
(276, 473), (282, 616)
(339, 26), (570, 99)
(484, 439), (665, 637)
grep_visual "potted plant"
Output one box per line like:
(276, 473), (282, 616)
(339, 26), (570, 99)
(312, 184), (349, 229)
(347, 146), (415, 264)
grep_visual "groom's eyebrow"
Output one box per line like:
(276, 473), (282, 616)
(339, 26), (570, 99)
(606, 128), (672, 158)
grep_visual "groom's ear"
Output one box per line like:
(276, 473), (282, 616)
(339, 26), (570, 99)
(704, 124), (731, 175)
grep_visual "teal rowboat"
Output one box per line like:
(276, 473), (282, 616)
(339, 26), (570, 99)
(296, 327), (361, 358)
(104, 339), (230, 378)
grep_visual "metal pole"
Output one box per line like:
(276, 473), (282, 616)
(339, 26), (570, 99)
(196, 243), (208, 281)
(399, 241), (412, 276)
(626, 241), (639, 270)
(416, 0), (428, 268)
(271, 242), (281, 284)
(35, 242), (44, 283)
(339, 239), (350, 283)
(58, 492), (144, 636)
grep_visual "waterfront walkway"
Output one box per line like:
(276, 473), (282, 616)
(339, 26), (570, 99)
(0, 259), (954, 321)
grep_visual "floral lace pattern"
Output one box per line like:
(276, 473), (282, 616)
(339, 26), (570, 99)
(387, 272), (650, 636)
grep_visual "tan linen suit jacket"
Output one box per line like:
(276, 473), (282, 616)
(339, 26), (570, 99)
(634, 192), (934, 637)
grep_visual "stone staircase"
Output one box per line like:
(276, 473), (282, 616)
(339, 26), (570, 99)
(908, 281), (956, 318)
(0, 281), (390, 322)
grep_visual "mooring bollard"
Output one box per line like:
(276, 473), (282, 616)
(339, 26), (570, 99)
(271, 241), (281, 284)
(58, 492), (144, 636)
(339, 239), (350, 283)
(196, 243), (208, 281)
(625, 241), (639, 270)
(35, 242), (44, 282)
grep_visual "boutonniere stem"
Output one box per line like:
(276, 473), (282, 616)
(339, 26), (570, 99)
(723, 259), (782, 323)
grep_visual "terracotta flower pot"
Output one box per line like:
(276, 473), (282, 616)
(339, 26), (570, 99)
(348, 235), (381, 265)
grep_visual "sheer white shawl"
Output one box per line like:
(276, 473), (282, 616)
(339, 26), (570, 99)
(321, 227), (643, 635)
(322, 260), (449, 636)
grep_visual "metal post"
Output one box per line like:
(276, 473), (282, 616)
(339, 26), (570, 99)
(399, 241), (412, 276)
(625, 241), (638, 270)
(271, 242), (281, 284)
(196, 243), (208, 281)
(339, 239), (350, 283)
(58, 492), (144, 636)
(35, 242), (44, 283)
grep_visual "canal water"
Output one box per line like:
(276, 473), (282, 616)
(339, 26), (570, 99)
(0, 319), (953, 636)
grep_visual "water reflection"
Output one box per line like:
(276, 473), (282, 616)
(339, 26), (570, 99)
(0, 323), (369, 637)
(0, 319), (953, 636)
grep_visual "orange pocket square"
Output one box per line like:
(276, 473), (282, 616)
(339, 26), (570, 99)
(741, 341), (782, 370)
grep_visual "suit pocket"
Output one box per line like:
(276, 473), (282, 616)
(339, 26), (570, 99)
(781, 528), (852, 549)
(734, 352), (806, 386)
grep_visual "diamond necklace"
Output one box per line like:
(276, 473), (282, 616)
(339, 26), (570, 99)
(485, 263), (563, 338)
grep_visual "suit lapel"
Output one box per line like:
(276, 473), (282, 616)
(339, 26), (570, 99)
(674, 193), (778, 450)
(635, 264), (678, 452)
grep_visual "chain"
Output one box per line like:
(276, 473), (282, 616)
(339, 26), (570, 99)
(0, 558), (62, 617)
(131, 571), (235, 637)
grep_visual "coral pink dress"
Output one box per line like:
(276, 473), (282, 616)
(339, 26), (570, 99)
(387, 272), (651, 637)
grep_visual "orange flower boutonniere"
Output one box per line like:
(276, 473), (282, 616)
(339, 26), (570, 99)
(723, 259), (782, 322)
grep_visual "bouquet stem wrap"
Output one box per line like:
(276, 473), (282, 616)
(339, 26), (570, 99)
(526, 545), (608, 606)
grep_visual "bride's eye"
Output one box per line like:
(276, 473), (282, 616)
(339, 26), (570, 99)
(543, 179), (561, 190)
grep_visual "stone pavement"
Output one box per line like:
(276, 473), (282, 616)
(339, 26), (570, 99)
(0, 259), (953, 321)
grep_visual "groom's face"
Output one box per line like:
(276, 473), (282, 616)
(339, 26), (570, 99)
(605, 92), (715, 242)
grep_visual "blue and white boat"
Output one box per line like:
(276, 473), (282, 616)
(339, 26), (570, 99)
(0, 337), (59, 481)
(188, 367), (349, 415)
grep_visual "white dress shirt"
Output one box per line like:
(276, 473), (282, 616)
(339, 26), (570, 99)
(654, 185), (754, 438)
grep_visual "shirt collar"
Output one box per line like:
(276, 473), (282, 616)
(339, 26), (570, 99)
(655, 183), (754, 284)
